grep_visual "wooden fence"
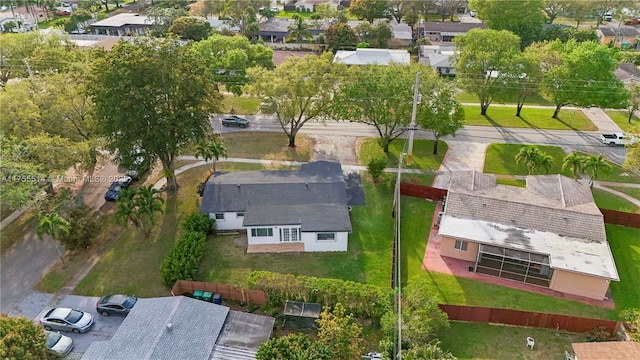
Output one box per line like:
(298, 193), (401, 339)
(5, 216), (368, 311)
(171, 280), (267, 306)
(439, 304), (619, 333)
(399, 182), (448, 201)
(599, 208), (640, 229)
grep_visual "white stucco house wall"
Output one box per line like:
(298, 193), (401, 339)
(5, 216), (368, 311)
(200, 161), (352, 253)
(333, 48), (410, 66)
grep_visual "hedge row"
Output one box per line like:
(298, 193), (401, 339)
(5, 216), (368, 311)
(161, 231), (207, 288)
(247, 271), (393, 321)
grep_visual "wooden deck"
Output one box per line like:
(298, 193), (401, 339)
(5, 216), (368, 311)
(246, 243), (304, 253)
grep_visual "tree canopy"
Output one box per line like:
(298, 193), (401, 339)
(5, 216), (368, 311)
(169, 16), (212, 41)
(415, 79), (464, 154)
(256, 333), (331, 360)
(89, 37), (222, 192)
(469, 0), (545, 48)
(349, 0), (390, 23)
(0, 315), (47, 360)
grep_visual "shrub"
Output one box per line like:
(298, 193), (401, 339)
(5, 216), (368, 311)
(181, 211), (215, 234)
(256, 333), (331, 360)
(367, 158), (387, 182)
(160, 231), (207, 288)
(247, 271), (393, 321)
(59, 205), (102, 251)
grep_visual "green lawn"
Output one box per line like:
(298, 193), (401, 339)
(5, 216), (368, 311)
(222, 95), (261, 115)
(456, 91), (555, 106)
(462, 105), (596, 131)
(358, 138), (447, 170)
(607, 224), (640, 312)
(222, 132), (313, 162)
(592, 188), (640, 214)
(199, 177), (396, 288)
(483, 144), (572, 177)
(604, 110), (640, 132)
(439, 322), (588, 360)
(591, 160), (640, 183)
(608, 186), (640, 201)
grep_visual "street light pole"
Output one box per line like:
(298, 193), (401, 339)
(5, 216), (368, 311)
(407, 71), (421, 165)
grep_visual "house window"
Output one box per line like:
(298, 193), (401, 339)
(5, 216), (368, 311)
(317, 232), (336, 241)
(236, 212), (245, 218)
(214, 213), (224, 220)
(454, 240), (468, 251)
(280, 228), (301, 242)
(251, 228), (273, 237)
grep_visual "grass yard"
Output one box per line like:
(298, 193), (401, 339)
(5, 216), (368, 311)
(358, 138), (447, 170)
(439, 322), (589, 360)
(200, 177), (395, 288)
(222, 95), (261, 115)
(484, 144), (572, 177)
(400, 173), (437, 186)
(592, 188), (640, 214)
(607, 224), (640, 312)
(222, 132), (313, 162)
(400, 196), (436, 287)
(604, 110), (640, 132)
(608, 186), (640, 201)
(462, 105), (596, 131)
(0, 209), (37, 253)
(456, 91), (554, 106)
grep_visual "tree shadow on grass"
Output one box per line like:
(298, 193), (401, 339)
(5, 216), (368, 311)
(482, 114), (519, 143)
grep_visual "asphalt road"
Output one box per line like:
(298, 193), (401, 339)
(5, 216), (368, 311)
(211, 115), (629, 165)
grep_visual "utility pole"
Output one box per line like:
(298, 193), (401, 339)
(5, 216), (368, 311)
(407, 71), (421, 165)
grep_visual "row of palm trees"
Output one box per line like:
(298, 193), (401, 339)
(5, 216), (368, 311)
(515, 145), (611, 186)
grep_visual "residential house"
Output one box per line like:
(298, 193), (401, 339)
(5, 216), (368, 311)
(571, 341), (640, 360)
(259, 18), (293, 43)
(596, 26), (640, 47)
(82, 296), (274, 360)
(419, 44), (456, 75)
(615, 63), (640, 85)
(291, 0), (341, 12)
(333, 48), (410, 65)
(420, 22), (485, 43)
(200, 161), (352, 253)
(437, 171), (618, 300)
(89, 13), (154, 36)
(388, 21), (412, 47)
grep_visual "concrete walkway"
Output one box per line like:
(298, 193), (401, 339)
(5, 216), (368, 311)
(432, 141), (489, 189)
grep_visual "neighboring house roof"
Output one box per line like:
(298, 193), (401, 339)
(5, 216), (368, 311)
(572, 341), (640, 360)
(82, 296), (229, 360)
(259, 17), (293, 34)
(333, 48), (410, 65)
(90, 13), (153, 28)
(420, 45), (456, 68)
(205, 18), (240, 32)
(598, 26), (640, 37)
(439, 171), (618, 280)
(389, 21), (412, 41)
(422, 22), (486, 33)
(200, 161), (351, 232)
(295, 0), (340, 7)
(272, 50), (317, 66)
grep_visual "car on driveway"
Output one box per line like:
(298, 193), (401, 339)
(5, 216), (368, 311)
(45, 330), (74, 357)
(222, 115), (250, 128)
(104, 176), (133, 201)
(40, 307), (94, 333)
(96, 294), (138, 316)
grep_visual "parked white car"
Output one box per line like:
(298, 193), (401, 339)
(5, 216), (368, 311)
(44, 330), (74, 357)
(40, 307), (94, 333)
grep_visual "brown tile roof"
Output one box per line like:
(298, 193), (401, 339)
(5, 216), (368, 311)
(446, 171), (606, 242)
(572, 341), (640, 360)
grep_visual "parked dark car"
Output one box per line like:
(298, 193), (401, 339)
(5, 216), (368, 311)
(39, 308), (94, 333)
(96, 294), (138, 316)
(104, 176), (133, 202)
(221, 115), (249, 128)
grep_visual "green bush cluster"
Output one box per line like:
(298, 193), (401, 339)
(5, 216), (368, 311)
(181, 212), (216, 234)
(247, 271), (392, 321)
(160, 231), (206, 288)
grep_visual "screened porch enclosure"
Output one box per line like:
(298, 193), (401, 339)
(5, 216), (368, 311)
(475, 244), (553, 287)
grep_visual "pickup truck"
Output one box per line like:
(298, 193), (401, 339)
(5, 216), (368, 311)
(600, 133), (636, 146)
(221, 115), (249, 128)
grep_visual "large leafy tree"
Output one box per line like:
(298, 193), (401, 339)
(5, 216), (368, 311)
(222, 0), (269, 37)
(316, 303), (364, 360)
(256, 333), (331, 360)
(388, 0), (412, 23)
(89, 37), (222, 193)
(454, 29), (521, 115)
(355, 22), (393, 48)
(515, 146), (553, 175)
(324, 22), (358, 51)
(333, 64), (433, 152)
(188, 0), (225, 18)
(415, 79), (464, 155)
(349, 0), (390, 23)
(435, 0), (466, 21)
(246, 52), (340, 148)
(191, 34), (273, 96)
(624, 125), (640, 173)
(36, 211), (70, 267)
(625, 82), (640, 123)
(542, 0), (566, 23)
(169, 16), (212, 41)
(0, 135), (48, 209)
(565, 0), (593, 27)
(505, 52), (543, 117)
(0, 315), (47, 360)
(469, 0), (545, 48)
(528, 39), (626, 118)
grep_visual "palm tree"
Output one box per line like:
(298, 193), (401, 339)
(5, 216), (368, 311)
(134, 185), (164, 232)
(583, 154), (612, 187)
(36, 212), (70, 267)
(114, 187), (143, 233)
(562, 152), (586, 179)
(515, 146), (553, 175)
(195, 135), (228, 173)
(287, 14), (312, 44)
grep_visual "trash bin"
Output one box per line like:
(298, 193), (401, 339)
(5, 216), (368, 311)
(212, 293), (222, 305)
(202, 291), (213, 302)
(193, 290), (204, 300)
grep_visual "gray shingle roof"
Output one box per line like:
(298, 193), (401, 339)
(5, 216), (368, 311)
(599, 26), (640, 37)
(422, 22), (486, 33)
(200, 161), (351, 231)
(446, 171), (606, 242)
(82, 297), (229, 360)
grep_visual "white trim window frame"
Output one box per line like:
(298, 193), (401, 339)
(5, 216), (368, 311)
(280, 228), (301, 242)
(454, 239), (468, 251)
(214, 213), (224, 220)
(316, 232), (336, 242)
(251, 228), (273, 237)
